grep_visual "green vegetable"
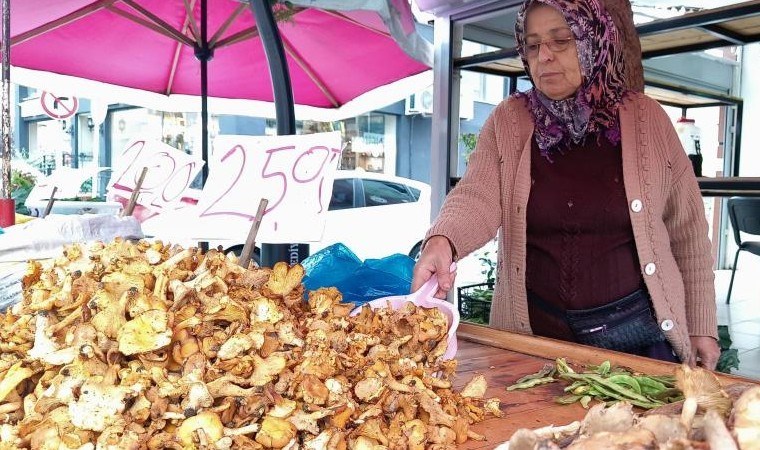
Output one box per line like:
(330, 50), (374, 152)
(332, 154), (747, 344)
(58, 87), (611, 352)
(635, 376), (668, 396)
(556, 358), (575, 375)
(571, 384), (591, 395)
(587, 360), (611, 376)
(556, 394), (583, 404)
(606, 374), (642, 395)
(506, 358), (682, 410)
(506, 376), (556, 391)
(509, 363), (555, 386)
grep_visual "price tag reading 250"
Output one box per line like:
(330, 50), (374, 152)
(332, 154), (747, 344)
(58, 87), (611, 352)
(196, 132), (342, 243)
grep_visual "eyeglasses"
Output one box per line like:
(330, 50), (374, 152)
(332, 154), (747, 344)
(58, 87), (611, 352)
(523, 37), (575, 58)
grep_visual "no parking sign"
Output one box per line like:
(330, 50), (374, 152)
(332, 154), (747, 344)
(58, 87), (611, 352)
(40, 91), (79, 120)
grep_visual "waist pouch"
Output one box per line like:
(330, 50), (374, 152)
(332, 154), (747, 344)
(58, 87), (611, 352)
(530, 289), (665, 353)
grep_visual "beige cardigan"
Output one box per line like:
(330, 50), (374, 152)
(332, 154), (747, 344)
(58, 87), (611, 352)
(428, 93), (716, 362)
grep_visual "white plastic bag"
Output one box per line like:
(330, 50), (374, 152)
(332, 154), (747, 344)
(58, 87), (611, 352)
(0, 264), (24, 312)
(0, 214), (143, 262)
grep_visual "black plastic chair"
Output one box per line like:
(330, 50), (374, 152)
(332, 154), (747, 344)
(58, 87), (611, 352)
(726, 197), (760, 304)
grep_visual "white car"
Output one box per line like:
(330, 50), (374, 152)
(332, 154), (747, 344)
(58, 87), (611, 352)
(142, 170), (431, 262)
(316, 170), (431, 259)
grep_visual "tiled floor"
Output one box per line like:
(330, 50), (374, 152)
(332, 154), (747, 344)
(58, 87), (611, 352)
(717, 254), (760, 380)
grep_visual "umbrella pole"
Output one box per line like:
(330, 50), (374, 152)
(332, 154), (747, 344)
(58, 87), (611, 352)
(249, 0), (295, 136)
(199, 0), (209, 187)
(249, 0), (308, 267)
(196, 0), (213, 252)
(0, 0), (14, 227)
(200, 82), (208, 183)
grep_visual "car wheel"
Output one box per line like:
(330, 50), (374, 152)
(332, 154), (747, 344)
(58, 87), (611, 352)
(409, 242), (422, 261)
(224, 244), (261, 266)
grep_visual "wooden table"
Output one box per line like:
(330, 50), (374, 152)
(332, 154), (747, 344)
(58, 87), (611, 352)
(453, 323), (757, 449)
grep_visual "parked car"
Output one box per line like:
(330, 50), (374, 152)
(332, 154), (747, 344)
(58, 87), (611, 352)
(316, 170), (431, 259)
(141, 170), (431, 262)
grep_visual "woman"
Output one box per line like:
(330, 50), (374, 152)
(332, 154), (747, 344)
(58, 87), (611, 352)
(411, 0), (720, 368)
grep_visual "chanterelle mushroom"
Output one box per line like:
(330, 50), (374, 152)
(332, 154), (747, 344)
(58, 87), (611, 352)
(2, 239), (499, 449)
(250, 353), (288, 386)
(69, 366), (142, 432)
(117, 310), (173, 356)
(733, 385), (760, 450)
(28, 314), (77, 366)
(256, 416), (297, 449)
(177, 411), (224, 449)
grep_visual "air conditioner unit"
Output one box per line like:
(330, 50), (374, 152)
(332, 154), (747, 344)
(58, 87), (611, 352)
(405, 86), (475, 120)
(405, 87), (434, 116)
(459, 89), (474, 121)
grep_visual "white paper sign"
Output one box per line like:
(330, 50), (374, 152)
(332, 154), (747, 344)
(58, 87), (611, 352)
(191, 132), (342, 243)
(108, 139), (205, 212)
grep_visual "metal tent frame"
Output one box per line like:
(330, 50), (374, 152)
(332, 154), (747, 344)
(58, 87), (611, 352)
(426, 0), (760, 215)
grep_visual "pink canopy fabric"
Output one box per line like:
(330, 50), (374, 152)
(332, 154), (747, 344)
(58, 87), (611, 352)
(8, 0), (429, 109)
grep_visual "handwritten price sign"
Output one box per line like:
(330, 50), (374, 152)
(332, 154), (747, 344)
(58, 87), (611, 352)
(107, 140), (204, 212)
(192, 132), (342, 243)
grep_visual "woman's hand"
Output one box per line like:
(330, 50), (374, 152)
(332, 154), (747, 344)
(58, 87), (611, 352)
(689, 336), (721, 370)
(411, 235), (457, 299)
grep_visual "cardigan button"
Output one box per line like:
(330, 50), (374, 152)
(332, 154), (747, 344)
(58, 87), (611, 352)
(644, 262), (656, 276)
(631, 199), (643, 213)
(660, 319), (674, 331)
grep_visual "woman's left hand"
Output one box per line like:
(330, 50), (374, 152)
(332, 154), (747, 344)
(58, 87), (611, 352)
(689, 336), (721, 370)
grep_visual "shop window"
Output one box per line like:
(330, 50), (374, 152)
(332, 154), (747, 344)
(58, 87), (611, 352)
(109, 108), (219, 188)
(340, 113), (395, 173)
(24, 118), (73, 174)
(266, 113), (398, 174)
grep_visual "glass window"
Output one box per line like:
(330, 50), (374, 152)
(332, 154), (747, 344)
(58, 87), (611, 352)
(328, 178), (355, 210)
(339, 113), (394, 172)
(25, 119), (73, 175)
(110, 109), (220, 189)
(362, 179), (414, 207)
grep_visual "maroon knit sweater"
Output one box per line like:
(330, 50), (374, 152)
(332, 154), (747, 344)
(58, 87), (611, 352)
(526, 136), (644, 340)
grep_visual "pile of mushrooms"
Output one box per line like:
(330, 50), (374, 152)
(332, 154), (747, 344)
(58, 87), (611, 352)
(0, 238), (501, 449)
(503, 365), (760, 450)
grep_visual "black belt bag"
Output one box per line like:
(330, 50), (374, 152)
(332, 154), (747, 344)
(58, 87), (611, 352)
(531, 289), (666, 353)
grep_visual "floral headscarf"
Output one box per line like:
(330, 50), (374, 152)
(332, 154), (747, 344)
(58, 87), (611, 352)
(514, 0), (629, 158)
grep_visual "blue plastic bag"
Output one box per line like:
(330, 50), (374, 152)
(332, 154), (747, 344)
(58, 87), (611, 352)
(302, 243), (362, 289)
(301, 243), (414, 307)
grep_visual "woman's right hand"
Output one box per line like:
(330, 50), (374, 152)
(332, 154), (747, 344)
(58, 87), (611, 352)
(411, 235), (457, 299)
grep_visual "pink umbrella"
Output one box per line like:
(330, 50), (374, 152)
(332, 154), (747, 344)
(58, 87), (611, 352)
(5, 0), (431, 256)
(9, 0), (429, 110)
(7, 0), (431, 209)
